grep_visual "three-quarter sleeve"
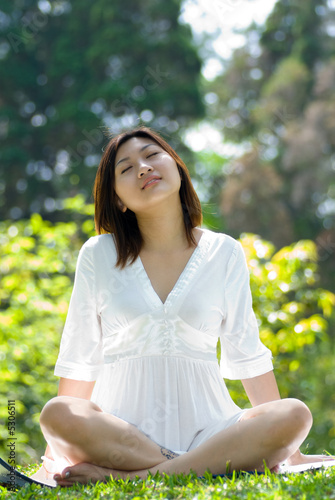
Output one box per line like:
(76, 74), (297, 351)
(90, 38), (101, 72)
(54, 241), (103, 381)
(220, 241), (273, 380)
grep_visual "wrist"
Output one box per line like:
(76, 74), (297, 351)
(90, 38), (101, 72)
(286, 449), (302, 465)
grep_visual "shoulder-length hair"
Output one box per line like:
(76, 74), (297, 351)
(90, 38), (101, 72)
(94, 126), (202, 268)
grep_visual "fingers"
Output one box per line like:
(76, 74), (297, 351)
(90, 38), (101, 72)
(294, 453), (335, 465)
(308, 454), (335, 462)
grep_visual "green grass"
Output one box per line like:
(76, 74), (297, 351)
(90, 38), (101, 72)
(1, 466), (335, 499)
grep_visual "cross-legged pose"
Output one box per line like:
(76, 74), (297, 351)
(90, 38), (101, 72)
(39, 127), (331, 487)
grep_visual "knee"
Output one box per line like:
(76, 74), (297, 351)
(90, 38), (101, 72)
(39, 397), (92, 461)
(40, 396), (102, 437)
(285, 398), (313, 433)
(275, 398), (313, 443)
(40, 396), (78, 436)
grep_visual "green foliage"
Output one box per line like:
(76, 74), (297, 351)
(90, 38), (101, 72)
(255, 57), (310, 122)
(2, 468), (335, 499)
(192, 148), (230, 232)
(240, 234), (333, 358)
(260, 0), (333, 67)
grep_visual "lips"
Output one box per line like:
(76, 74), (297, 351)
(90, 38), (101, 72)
(142, 175), (161, 190)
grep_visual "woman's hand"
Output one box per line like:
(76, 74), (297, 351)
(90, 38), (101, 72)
(286, 448), (335, 466)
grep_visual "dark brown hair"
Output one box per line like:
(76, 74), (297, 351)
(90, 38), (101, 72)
(94, 126), (202, 268)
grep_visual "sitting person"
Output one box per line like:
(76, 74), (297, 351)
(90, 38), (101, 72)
(38, 127), (332, 486)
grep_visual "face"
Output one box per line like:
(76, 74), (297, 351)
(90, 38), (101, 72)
(114, 137), (181, 214)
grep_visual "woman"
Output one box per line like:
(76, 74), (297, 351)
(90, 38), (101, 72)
(39, 127), (329, 486)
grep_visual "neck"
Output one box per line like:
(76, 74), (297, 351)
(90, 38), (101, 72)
(137, 203), (190, 254)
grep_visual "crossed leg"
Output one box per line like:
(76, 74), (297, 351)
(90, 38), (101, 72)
(40, 396), (172, 471)
(39, 396), (313, 486)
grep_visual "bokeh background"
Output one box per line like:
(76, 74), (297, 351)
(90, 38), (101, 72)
(1, 0), (335, 464)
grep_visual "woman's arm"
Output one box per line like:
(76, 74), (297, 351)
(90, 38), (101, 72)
(241, 370), (281, 406)
(57, 377), (96, 399)
(241, 371), (304, 467)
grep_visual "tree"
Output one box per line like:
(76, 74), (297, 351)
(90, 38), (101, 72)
(205, 0), (335, 289)
(0, 0), (204, 220)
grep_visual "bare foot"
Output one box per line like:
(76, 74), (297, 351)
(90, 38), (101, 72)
(54, 462), (127, 487)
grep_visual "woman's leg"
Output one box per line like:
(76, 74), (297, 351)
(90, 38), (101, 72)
(141, 398), (312, 477)
(43, 397), (312, 485)
(39, 396), (177, 471)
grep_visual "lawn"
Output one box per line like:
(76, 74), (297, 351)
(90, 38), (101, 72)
(1, 466), (335, 499)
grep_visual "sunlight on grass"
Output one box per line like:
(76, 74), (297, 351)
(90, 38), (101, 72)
(1, 466), (335, 499)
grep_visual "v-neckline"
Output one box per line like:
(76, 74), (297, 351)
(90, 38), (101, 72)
(135, 229), (208, 308)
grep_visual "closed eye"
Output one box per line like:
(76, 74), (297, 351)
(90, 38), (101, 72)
(120, 152), (159, 173)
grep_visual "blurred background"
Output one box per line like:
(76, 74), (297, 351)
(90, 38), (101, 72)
(0, 0), (335, 464)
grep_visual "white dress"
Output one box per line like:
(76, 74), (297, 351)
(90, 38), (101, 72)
(54, 229), (273, 454)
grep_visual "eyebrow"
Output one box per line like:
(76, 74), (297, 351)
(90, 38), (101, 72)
(115, 143), (157, 167)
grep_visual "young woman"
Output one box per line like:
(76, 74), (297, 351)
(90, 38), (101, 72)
(39, 127), (330, 486)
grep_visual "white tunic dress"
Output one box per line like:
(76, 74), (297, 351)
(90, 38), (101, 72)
(54, 229), (273, 453)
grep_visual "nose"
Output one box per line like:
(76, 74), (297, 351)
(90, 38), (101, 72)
(138, 163), (153, 178)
